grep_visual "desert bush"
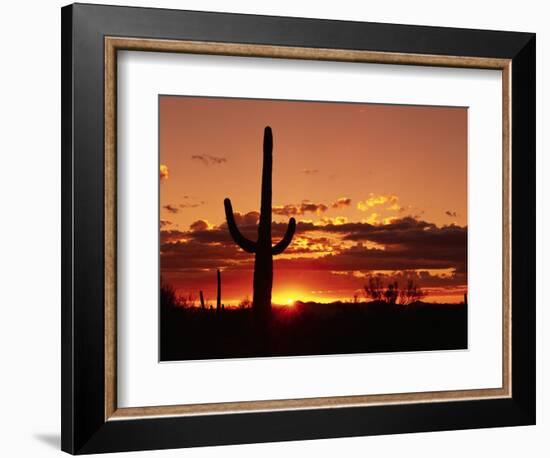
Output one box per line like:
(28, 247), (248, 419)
(239, 296), (252, 309)
(160, 281), (179, 309)
(364, 276), (426, 305)
(384, 281), (399, 304)
(398, 279), (426, 305)
(363, 276), (384, 301)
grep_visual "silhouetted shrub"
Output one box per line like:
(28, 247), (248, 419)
(363, 275), (384, 301)
(239, 296), (252, 309)
(160, 280), (178, 309)
(398, 279), (426, 305)
(384, 281), (399, 304)
(364, 276), (426, 305)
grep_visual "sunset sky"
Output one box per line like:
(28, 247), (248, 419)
(159, 95), (467, 305)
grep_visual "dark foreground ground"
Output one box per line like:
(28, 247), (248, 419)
(160, 300), (467, 361)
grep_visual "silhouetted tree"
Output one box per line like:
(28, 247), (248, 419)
(363, 276), (384, 302)
(239, 296), (252, 309)
(398, 279), (426, 305)
(384, 281), (399, 305)
(364, 277), (426, 305)
(160, 280), (178, 309)
(180, 292), (196, 308)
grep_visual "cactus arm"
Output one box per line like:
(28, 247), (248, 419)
(258, 127), (273, 243)
(224, 198), (257, 253)
(272, 217), (296, 255)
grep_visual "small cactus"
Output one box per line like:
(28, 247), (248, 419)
(216, 269), (221, 312)
(224, 127), (296, 318)
(199, 290), (205, 309)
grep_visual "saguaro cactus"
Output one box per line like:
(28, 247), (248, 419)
(199, 290), (205, 309)
(224, 126), (296, 318)
(216, 269), (221, 312)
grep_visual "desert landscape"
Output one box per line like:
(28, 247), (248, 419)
(159, 97), (468, 361)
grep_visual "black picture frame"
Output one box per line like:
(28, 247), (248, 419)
(61, 3), (535, 454)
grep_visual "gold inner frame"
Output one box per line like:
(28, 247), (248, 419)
(104, 37), (512, 421)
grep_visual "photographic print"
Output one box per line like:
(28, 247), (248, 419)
(62, 7), (535, 451)
(159, 95), (468, 361)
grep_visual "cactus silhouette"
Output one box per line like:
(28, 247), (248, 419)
(216, 269), (221, 312)
(224, 126), (296, 318)
(199, 290), (205, 309)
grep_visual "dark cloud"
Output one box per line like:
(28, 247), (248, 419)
(161, 239), (250, 270)
(317, 216), (349, 226)
(161, 211), (259, 248)
(163, 204), (179, 214)
(445, 210), (458, 217)
(359, 225), (466, 272)
(160, 220), (172, 228)
(161, 213), (467, 282)
(191, 154), (227, 165)
(331, 197), (352, 209)
(279, 217), (467, 274)
(229, 211), (260, 227)
(184, 228), (233, 245)
(272, 198), (350, 216)
(160, 229), (187, 244)
(180, 201), (205, 209)
(160, 210), (310, 271)
(273, 201), (329, 216)
(189, 219), (210, 232)
(275, 243), (462, 274)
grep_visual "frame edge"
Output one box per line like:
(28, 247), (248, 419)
(61, 4), (75, 454)
(63, 3), (537, 453)
(510, 33), (536, 425)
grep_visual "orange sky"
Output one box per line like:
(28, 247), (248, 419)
(159, 95), (467, 305)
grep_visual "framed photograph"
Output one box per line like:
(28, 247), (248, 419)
(61, 3), (536, 454)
